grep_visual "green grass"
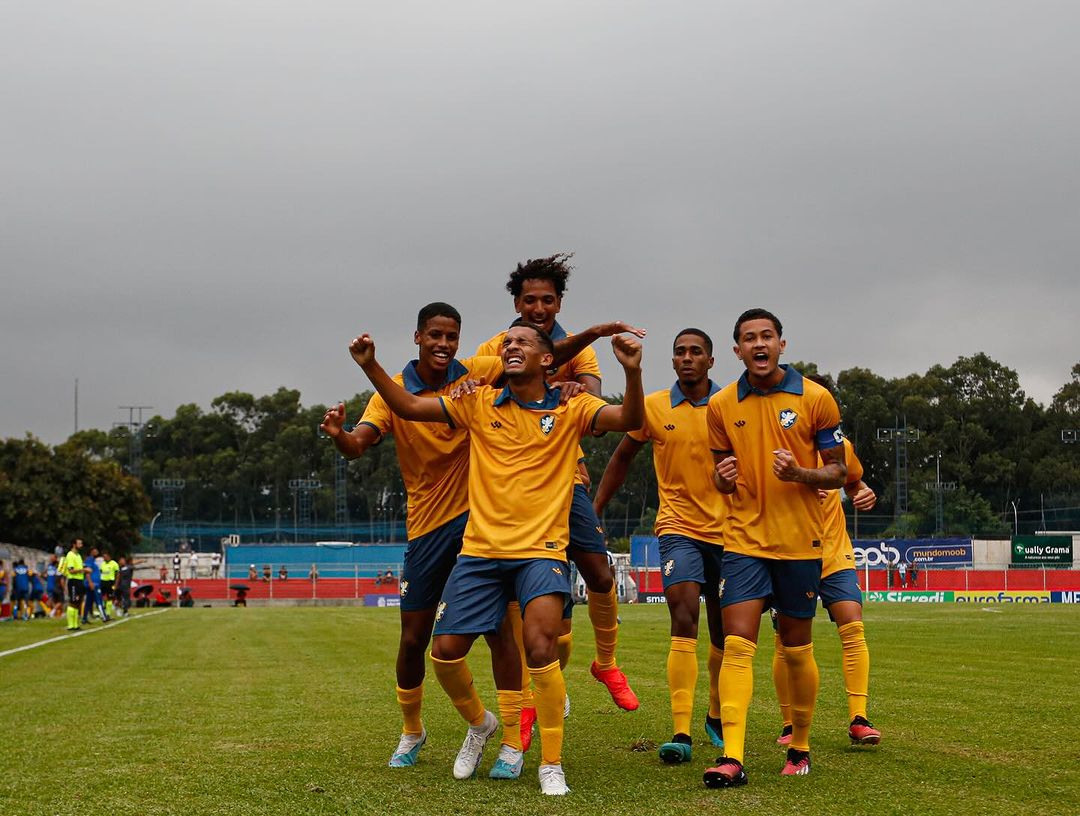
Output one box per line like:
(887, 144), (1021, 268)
(2, 603), (1078, 816)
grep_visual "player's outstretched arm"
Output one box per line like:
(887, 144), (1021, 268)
(772, 445), (847, 488)
(593, 435), (646, 516)
(349, 334), (448, 424)
(593, 335), (645, 433)
(552, 321), (647, 367)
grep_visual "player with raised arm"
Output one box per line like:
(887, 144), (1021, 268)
(772, 375), (880, 748)
(593, 329), (729, 766)
(702, 308), (846, 788)
(349, 320), (644, 795)
(476, 254), (643, 740)
(322, 302), (520, 771)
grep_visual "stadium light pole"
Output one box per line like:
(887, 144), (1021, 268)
(1009, 500), (1019, 535)
(923, 451), (957, 536)
(877, 417), (920, 526)
(1063, 429), (1079, 444)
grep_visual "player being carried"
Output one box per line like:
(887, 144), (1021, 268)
(703, 308), (847, 788)
(348, 319), (645, 795)
(772, 374), (881, 748)
(475, 253), (645, 740)
(593, 328), (729, 766)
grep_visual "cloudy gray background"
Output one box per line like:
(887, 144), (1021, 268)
(3, 2), (1078, 443)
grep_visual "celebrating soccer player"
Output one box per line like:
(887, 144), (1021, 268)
(703, 308), (846, 788)
(593, 328), (729, 765)
(349, 320), (644, 794)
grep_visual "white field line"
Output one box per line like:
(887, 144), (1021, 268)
(0, 608), (171, 659)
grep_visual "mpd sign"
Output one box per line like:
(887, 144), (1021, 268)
(853, 538), (972, 567)
(1010, 535), (1072, 565)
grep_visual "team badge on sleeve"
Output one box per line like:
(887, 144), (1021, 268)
(778, 409), (798, 429)
(540, 415), (555, 435)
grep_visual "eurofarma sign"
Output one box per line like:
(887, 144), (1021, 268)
(1010, 535), (1073, 565)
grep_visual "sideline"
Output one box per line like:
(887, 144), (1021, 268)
(0, 608), (172, 659)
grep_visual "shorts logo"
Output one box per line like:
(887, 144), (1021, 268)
(664, 424), (676, 431)
(552, 566), (563, 575)
(539, 415), (555, 435)
(718, 578), (726, 599)
(595, 526), (604, 535)
(490, 420), (503, 429)
(734, 420), (747, 428)
(779, 409), (798, 429)
(435, 601), (447, 622)
(399, 580), (409, 597)
(805, 591), (816, 599)
(663, 559), (675, 576)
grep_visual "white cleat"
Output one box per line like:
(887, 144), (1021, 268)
(538, 763), (570, 795)
(563, 694), (570, 719)
(452, 710), (498, 779)
(388, 728), (427, 767)
(488, 744), (525, 779)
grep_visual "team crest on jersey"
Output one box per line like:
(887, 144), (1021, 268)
(778, 409), (798, 429)
(435, 601), (447, 621)
(399, 580), (409, 597)
(539, 414), (555, 435)
(664, 559), (675, 576)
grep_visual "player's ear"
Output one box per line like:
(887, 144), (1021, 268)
(779, 339), (786, 355)
(413, 330), (421, 347)
(540, 350), (555, 369)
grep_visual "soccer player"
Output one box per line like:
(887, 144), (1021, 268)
(702, 308), (846, 788)
(82, 547), (108, 623)
(61, 538), (88, 631)
(772, 375), (880, 747)
(592, 329), (728, 765)
(100, 551), (120, 619)
(322, 302), (517, 771)
(11, 559), (31, 621)
(116, 556), (137, 617)
(349, 320), (645, 795)
(46, 556), (64, 617)
(476, 253), (642, 732)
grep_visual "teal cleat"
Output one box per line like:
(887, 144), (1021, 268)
(659, 736), (692, 764)
(388, 728), (427, 768)
(705, 716), (725, 750)
(488, 745), (524, 779)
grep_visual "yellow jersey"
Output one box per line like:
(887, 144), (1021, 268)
(628, 383), (727, 546)
(707, 366), (843, 560)
(61, 550), (85, 581)
(439, 384), (609, 560)
(359, 355), (504, 539)
(821, 438), (863, 578)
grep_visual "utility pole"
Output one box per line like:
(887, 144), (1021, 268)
(877, 416), (920, 525)
(923, 451), (957, 536)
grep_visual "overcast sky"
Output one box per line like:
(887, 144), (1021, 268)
(3, 2), (1078, 444)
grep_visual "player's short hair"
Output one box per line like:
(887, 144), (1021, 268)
(416, 302), (461, 331)
(674, 327), (713, 355)
(733, 308), (783, 342)
(508, 318), (555, 355)
(506, 253), (574, 298)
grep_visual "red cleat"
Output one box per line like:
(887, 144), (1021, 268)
(590, 662), (640, 711)
(520, 706), (537, 752)
(703, 756), (747, 788)
(848, 716), (881, 745)
(776, 724), (793, 746)
(780, 748), (811, 776)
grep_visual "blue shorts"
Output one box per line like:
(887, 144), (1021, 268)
(819, 568), (863, 612)
(434, 556), (571, 636)
(718, 552), (822, 619)
(566, 484), (608, 557)
(399, 511), (468, 612)
(11, 587), (29, 602)
(658, 534), (724, 598)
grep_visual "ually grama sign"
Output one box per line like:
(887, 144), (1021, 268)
(1010, 535), (1073, 566)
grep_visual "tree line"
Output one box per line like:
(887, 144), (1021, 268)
(2, 354), (1078, 553)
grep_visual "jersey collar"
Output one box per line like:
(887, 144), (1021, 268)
(493, 382), (561, 410)
(505, 319), (567, 340)
(736, 365), (803, 401)
(670, 380), (720, 408)
(401, 359), (469, 394)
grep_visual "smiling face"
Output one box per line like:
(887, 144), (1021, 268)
(672, 332), (714, 389)
(512, 278), (561, 333)
(501, 324), (554, 378)
(734, 318), (786, 385)
(413, 315), (461, 374)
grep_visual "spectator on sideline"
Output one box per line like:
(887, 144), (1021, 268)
(907, 559), (919, 588)
(172, 552), (182, 583)
(278, 565), (289, 581)
(262, 565), (271, 582)
(248, 564), (258, 581)
(308, 565), (320, 581)
(189, 552), (199, 579)
(211, 552), (222, 579)
(897, 559), (907, 589)
(159, 564), (169, 584)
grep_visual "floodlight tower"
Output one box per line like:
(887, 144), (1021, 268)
(116, 405), (153, 478)
(289, 478), (321, 535)
(153, 478), (186, 535)
(876, 416), (920, 524)
(923, 451), (957, 536)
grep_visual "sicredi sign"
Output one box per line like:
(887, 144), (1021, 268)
(864, 591), (953, 603)
(1010, 536), (1072, 565)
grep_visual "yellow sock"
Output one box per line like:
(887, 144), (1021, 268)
(772, 633), (792, 726)
(67, 606), (78, 628)
(588, 585), (619, 670)
(667, 636), (697, 736)
(396, 684), (424, 736)
(529, 660), (566, 766)
(497, 689), (524, 751)
(506, 602), (535, 708)
(784, 642), (819, 752)
(707, 643), (724, 720)
(431, 655), (485, 726)
(838, 621), (870, 720)
(557, 632), (573, 671)
(719, 635), (756, 763)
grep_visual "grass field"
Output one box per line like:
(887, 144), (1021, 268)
(2, 603), (1078, 816)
